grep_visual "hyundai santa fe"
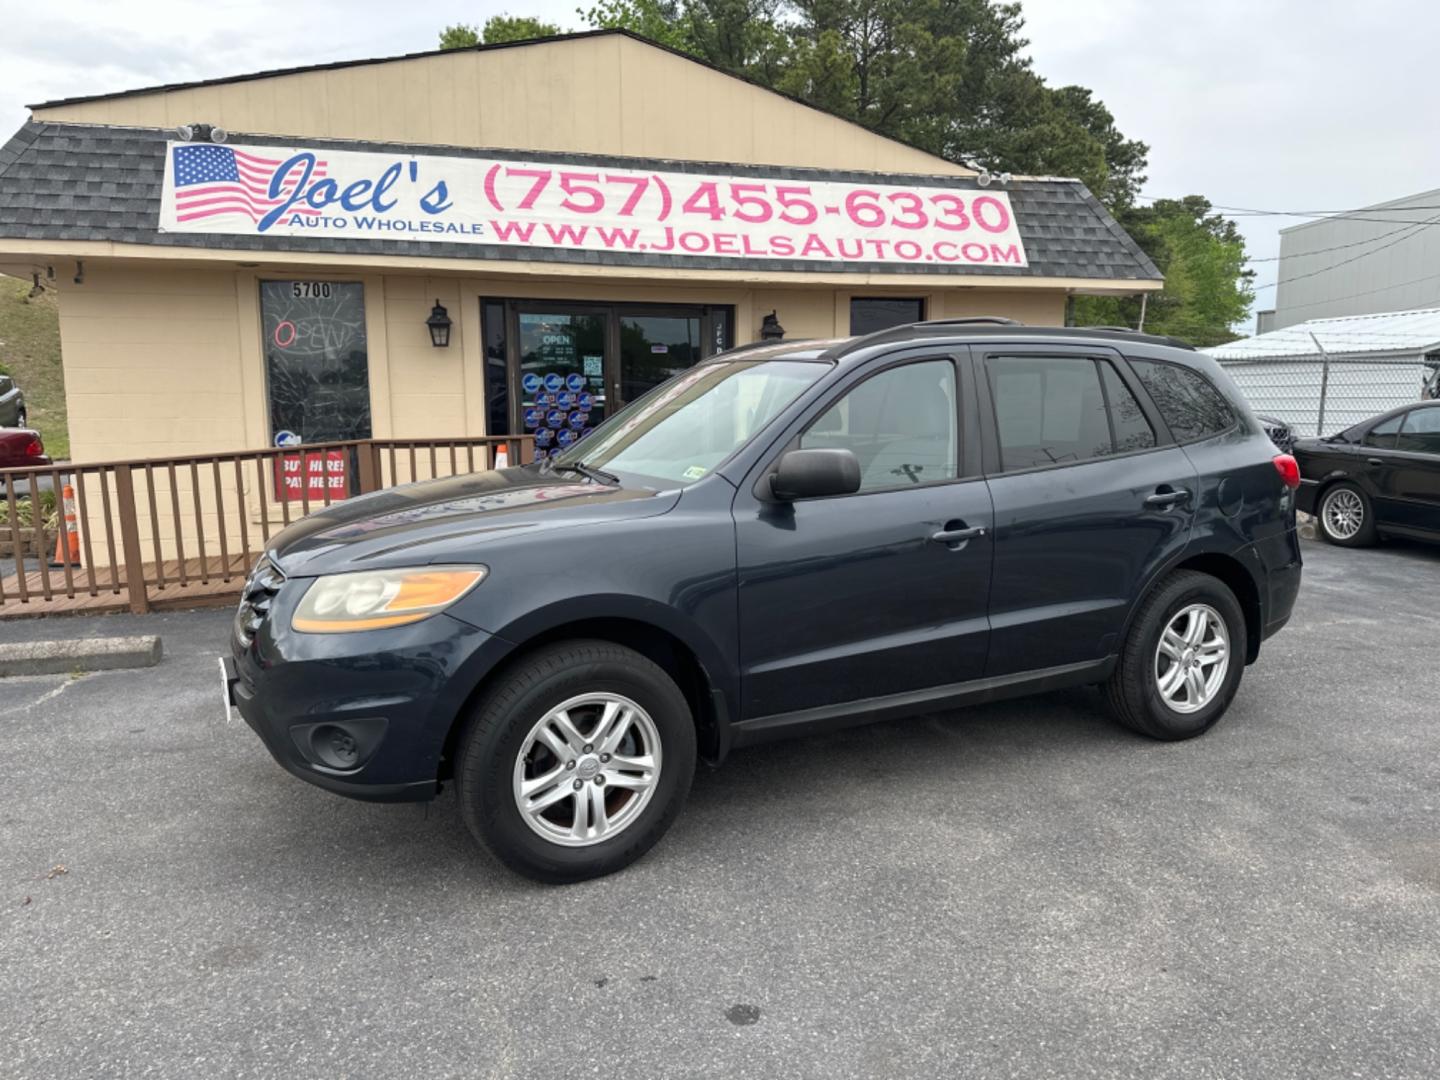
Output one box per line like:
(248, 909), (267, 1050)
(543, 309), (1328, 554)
(223, 319), (1303, 883)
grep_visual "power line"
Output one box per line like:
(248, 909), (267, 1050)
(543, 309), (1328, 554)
(1249, 210), (1440, 291)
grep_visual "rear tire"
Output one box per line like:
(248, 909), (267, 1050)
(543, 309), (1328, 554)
(455, 640), (695, 884)
(1317, 482), (1377, 547)
(1105, 570), (1247, 741)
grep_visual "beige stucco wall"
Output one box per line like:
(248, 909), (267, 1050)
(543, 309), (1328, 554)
(33, 34), (971, 179)
(54, 262), (1069, 461)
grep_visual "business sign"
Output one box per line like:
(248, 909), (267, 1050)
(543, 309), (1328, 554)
(159, 142), (1028, 268)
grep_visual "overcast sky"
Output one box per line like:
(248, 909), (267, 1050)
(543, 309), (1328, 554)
(2, 0), (1436, 330)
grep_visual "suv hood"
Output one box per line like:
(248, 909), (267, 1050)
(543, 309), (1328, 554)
(265, 465), (679, 577)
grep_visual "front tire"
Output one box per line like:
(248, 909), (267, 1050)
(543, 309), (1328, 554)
(1105, 570), (1247, 741)
(1317, 482), (1377, 547)
(455, 640), (696, 884)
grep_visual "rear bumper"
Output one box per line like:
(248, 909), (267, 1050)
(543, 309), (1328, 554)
(1296, 479), (1319, 516)
(1260, 528), (1302, 642)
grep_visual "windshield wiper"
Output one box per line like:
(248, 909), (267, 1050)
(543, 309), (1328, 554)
(549, 459), (620, 485)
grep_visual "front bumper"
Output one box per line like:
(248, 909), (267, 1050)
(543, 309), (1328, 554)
(228, 605), (509, 804)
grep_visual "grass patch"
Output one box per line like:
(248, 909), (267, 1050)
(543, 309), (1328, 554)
(0, 489), (58, 528)
(0, 274), (67, 459)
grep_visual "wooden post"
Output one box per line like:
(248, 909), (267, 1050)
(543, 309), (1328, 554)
(112, 465), (151, 614)
(356, 441), (380, 494)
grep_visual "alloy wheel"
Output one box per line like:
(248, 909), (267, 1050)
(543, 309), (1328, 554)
(1153, 603), (1230, 715)
(1322, 488), (1364, 540)
(512, 692), (662, 847)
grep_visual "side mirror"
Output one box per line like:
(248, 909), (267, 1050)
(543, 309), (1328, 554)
(769, 448), (862, 501)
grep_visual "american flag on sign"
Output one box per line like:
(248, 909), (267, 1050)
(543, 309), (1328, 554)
(170, 144), (328, 224)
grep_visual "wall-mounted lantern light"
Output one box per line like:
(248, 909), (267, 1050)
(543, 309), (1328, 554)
(759, 310), (785, 341)
(426, 300), (453, 348)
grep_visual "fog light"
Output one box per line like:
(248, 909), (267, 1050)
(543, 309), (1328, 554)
(312, 725), (359, 769)
(289, 717), (388, 773)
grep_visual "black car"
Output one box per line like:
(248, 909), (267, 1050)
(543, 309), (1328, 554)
(224, 321), (1303, 882)
(1293, 400), (1440, 547)
(1256, 413), (1296, 454)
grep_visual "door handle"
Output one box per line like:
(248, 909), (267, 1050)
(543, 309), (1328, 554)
(1367, 457), (1384, 465)
(1144, 487), (1191, 509)
(931, 524), (986, 545)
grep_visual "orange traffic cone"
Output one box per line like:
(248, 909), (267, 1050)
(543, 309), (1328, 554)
(494, 444), (509, 469)
(51, 483), (80, 568)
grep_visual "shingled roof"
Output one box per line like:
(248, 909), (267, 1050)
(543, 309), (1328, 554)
(0, 121), (1161, 282)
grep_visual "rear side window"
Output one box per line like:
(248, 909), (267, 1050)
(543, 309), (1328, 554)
(1363, 414), (1402, 449)
(1129, 359), (1236, 442)
(1397, 408), (1440, 454)
(0, 377), (12, 394)
(987, 356), (1153, 471)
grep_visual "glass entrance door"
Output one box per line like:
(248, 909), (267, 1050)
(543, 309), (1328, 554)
(617, 313), (702, 407)
(515, 308), (609, 457)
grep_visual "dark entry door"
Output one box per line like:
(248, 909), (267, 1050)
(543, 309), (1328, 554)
(617, 312), (703, 406)
(514, 306), (610, 457)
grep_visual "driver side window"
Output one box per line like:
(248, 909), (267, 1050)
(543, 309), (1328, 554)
(800, 359), (958, 491)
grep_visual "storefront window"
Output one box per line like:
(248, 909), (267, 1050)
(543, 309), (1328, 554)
(850, 297), (925, 336)
(518, 310), (608, 457)
(260, 281), (371, 445)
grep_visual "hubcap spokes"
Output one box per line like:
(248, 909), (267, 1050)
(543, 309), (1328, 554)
(513, 693), (661, 847)
(1154, 603), (1230, 715)
(1324, 490), (1363, 539)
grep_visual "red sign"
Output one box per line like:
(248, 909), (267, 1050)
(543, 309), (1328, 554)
(273, 449), (349, 503)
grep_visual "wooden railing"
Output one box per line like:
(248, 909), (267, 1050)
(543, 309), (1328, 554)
(0, 435), (531, 617)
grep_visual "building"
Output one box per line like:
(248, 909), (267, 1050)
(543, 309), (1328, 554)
(1271, 186), (1440, 330)
(0, 29), (1161, 466)
(1206, 307), (1440, 436)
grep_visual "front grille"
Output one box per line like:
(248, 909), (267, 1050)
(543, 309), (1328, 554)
(235, 556), (285, 646)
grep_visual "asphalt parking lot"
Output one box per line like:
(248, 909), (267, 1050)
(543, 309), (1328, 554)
(3, 538), (1439, 1079)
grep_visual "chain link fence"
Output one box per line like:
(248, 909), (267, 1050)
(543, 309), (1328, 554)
(1216, 355), (1440, 438)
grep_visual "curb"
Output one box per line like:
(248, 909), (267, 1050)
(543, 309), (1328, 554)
(0, 635), (163, 677)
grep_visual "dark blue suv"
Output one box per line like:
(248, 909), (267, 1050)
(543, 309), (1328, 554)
(225, 320), (1303, 882)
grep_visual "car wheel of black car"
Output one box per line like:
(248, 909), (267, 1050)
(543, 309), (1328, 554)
(1317, 482), (1377, 547)
(455, 639), (696, 883)
(15, 408), (26, 428)
(1105, 570), (1247, 741)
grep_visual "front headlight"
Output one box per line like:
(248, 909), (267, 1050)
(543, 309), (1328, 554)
(291, 566), (487, 633)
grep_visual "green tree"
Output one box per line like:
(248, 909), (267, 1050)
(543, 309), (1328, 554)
(439, 14), (562, 50)
(1074, 197), (1255, 347)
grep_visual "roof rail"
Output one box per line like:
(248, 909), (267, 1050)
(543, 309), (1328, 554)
(921, 316), (1024, 327)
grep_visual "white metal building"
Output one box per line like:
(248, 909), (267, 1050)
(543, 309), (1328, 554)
(1205, 307), (1440, 436)
(1271, 187), (1440, 330)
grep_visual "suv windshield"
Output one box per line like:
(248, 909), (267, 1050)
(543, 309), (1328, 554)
(550, 357), (826, 485)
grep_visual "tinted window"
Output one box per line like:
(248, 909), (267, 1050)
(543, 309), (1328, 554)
(1100, 362), (1157, 453)
(850, 298), (925, 336)
(802, 359), (957, 491)
(989, 356), (1115, 470)
(1397, 408), (1440, 454)
(1129, 359), (1236, 442)
(260, 281), (371, 444)
(1362, 413), (1402, 449)
(0, 377), (12, 394)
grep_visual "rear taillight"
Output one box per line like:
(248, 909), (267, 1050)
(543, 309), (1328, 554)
(24, 438), (44, 458)
(1273, 453), (1300, 490)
